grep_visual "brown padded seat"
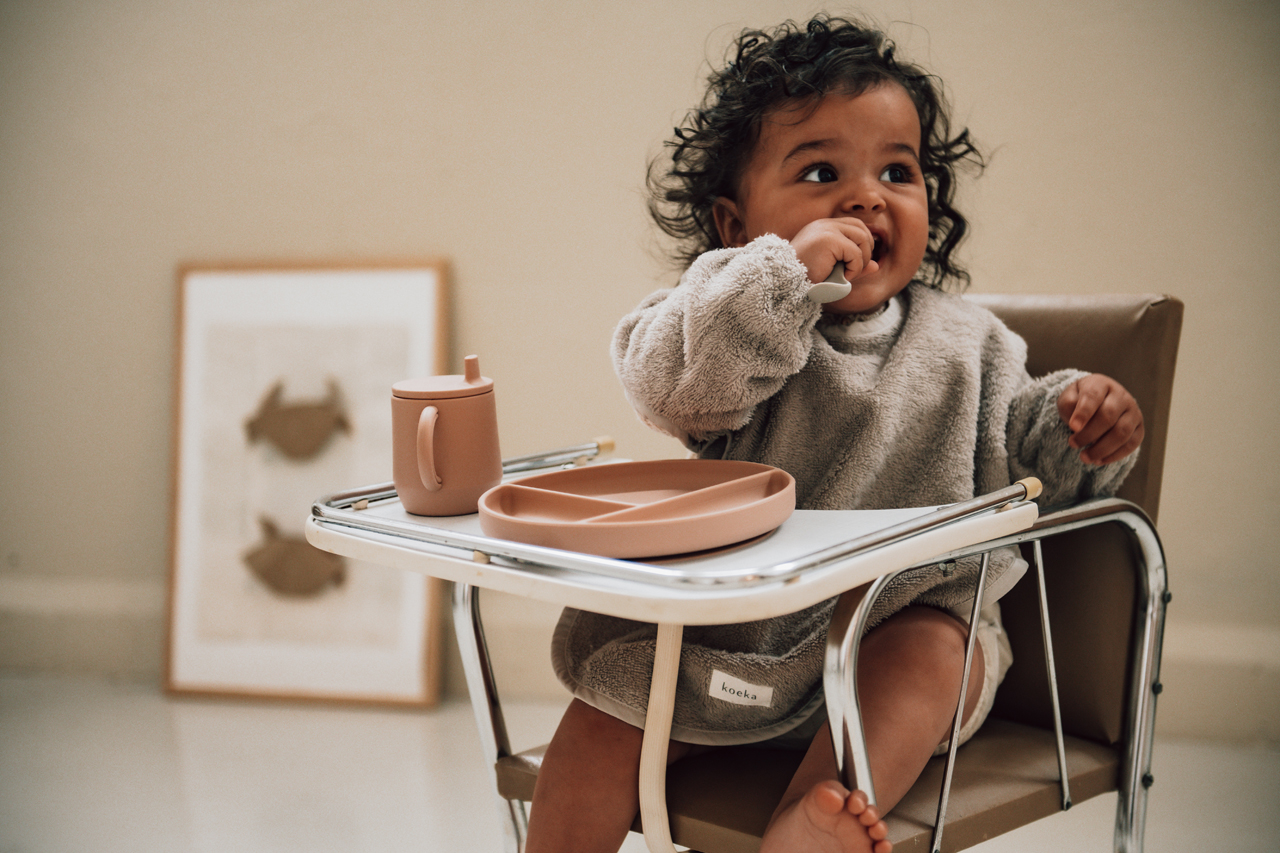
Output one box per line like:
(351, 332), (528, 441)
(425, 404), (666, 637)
(497, 720), (1119, 853)
(494, 294), (1183, 853)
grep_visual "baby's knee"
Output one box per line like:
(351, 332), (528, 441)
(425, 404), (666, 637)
(867, 606), (973, 673)
(564, 698), (637, 737)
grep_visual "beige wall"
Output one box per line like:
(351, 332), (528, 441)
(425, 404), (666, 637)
(2, 0), (1277, 742)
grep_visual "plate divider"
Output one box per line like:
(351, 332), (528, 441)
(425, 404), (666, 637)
(581, 470), (781, 524)
(485, 483), (638, 520)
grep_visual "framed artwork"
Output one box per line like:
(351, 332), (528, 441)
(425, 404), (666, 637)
(166, 261), (449, 705)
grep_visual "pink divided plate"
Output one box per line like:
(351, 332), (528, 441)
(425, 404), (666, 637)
(476, 459), (796, 558)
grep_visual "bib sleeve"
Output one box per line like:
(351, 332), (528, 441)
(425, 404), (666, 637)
(612, 235), (821, 443)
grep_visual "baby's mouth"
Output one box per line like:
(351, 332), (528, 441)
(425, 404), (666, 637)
(871, 238), (887, 264)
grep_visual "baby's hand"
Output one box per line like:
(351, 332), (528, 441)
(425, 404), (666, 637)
(1056, 374), (1144, 465)
(790, 218), (878, 284)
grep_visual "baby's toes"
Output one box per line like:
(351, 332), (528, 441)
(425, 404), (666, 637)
(854, 801), (881, 826)
(850, 795), (890, 843)
(812, 781), (853, 816)
(844, 789), (892, 849)
(844, 789), (870, 816)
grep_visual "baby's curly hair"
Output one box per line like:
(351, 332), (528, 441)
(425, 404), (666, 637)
(648, 15), (983, 290)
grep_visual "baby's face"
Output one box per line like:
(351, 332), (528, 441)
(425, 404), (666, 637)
(716, 83), (930, 313)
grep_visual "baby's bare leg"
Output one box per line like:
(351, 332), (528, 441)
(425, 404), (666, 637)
(525, 698), (695, 853)
(760, 606), (986, 853)
(853, 605), (987, 808)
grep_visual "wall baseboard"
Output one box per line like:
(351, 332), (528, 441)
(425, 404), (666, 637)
(1156, 622), (1280, 745)
(0, 575), (167, 679)
(3, 576), (1277, 746)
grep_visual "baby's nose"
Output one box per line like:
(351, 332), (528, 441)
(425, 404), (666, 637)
(840, 179), (886, 212)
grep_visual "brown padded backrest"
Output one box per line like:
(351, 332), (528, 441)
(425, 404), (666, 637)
(966, 293), (1183, 745)
(966, 293), (1183, 523)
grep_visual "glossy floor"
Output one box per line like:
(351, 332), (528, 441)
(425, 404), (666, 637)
(2, 674), (1276, 852)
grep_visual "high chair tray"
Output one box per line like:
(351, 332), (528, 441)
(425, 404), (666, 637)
(477, 459), (795, 558)
(306, 473), (1040, 625)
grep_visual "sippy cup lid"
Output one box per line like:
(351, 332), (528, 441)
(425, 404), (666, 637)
(393, 355), (493, 399)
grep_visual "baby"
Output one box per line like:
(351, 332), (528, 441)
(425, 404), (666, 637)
(529, 15), (1144, 853)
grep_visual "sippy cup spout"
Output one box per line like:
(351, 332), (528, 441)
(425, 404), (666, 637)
(464, 355), (482, 384)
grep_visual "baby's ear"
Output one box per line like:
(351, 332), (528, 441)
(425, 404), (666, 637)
(712, 197), (749, 248)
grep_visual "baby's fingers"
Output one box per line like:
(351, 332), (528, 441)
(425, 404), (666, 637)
(1058, 379), (1104, 439)
(1059, 375), (1144, 465)
(1080, 411), (1144, 465)
(835, 220), (878, 280)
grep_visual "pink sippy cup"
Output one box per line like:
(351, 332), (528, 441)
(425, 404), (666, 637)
(391, 355), (502, 516)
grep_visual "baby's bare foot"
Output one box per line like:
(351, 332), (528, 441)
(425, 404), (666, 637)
(760, 781), (891, 853)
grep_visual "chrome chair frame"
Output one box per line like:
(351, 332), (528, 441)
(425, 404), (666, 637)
(825, 497), (1166, 853)
(453, 496), (1166, 853)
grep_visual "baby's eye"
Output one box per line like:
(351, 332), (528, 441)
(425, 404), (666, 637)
(801, 165), (838, 183)
(880, 164), (912, 183)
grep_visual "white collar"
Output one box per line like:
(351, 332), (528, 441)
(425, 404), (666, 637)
(819, 295), (904, 339)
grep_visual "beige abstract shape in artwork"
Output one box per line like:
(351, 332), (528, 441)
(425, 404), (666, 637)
(245, 378), (351, 460)
(243, 516), (347, 597)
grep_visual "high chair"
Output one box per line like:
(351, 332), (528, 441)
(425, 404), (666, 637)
(480, 292), (1183, 852)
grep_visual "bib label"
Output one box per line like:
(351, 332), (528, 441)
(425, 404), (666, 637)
(710, 670), (774, 707)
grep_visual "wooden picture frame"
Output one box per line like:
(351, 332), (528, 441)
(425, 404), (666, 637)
(166, 261), (449, 705)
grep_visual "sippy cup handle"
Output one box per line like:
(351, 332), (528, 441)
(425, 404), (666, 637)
(806, 262), (853, 304)
(417, 405), (443, 492)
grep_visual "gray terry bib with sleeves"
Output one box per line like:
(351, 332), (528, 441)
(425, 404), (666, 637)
(553, 236), (1135, 746)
